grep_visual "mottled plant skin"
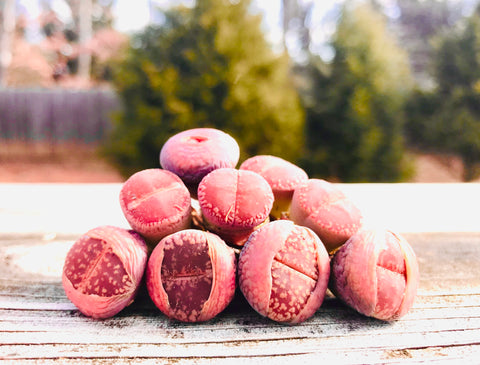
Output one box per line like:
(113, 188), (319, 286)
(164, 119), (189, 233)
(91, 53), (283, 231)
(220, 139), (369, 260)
(119, 168), (192, 245)
(238, 220), (330, 324)
(197, 168), (274, 247)
(239, 155), (308, 219)
(290, 179), (363, 253)
(62, 226), (148, 319)
(146, 229), (236, 322)
(330, 229), (419, 321)
(160, 128), (240, 194)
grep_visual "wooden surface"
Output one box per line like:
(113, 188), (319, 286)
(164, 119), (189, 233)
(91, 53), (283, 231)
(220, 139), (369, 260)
(1, 184), (480, 364)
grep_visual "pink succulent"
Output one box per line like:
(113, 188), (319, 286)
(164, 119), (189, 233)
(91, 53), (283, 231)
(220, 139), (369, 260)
(146, 229), (236, 322)
(290, 178), (363, 253)
(160, 128), (240, 194)
(197, 168), (274, 246)
(238, 220), (330, 324)
(330, 229), (419, 321)
(119, 168), (192, 245)
(62, 226), (148, 319)
(239, 155), (308, 219)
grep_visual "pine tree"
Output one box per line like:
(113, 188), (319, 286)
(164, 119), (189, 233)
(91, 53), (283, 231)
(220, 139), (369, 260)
(300, 2), (413, 182)
(405, 7), (480, 180)
(104, 0), (304, 176)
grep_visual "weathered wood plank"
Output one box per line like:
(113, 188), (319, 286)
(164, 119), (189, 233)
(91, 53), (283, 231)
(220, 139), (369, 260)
(1, 227), (480, 363)
(1, 348), (480, 365)
(1, 303), (479, 335)
(1, 295), (480, 336)
(1, 328), (480, 362)
(1, 290), (480, 361)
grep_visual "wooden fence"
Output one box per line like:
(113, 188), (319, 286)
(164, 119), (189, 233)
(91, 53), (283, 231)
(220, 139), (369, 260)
(0, 89), (121, 144)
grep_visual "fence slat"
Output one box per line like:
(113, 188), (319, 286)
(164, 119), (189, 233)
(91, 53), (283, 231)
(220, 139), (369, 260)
(0, 89), (120, 144)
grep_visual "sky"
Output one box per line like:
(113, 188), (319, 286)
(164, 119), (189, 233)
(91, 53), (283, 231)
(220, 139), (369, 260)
(19, 0), (296, 37)
(113, 0), (286, 35)
(14, 0), (384, 60)
(112, 0), (299, 48)
(18, 0), (324, 50)
(111, 0), (343, 59)
(17, 0), (479, 61)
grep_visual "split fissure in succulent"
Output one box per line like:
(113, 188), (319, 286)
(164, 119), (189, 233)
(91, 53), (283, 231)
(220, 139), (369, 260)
(329, 229), (418, 321)
(62, 226), (148, 319)
(160, 234), (214, 321)
(62, 127), (419, 325)
(272, 257), (318, 282)
(146, 229), (236, 322)
(125, 182), (185, 211)
(64, 237), (107, 290)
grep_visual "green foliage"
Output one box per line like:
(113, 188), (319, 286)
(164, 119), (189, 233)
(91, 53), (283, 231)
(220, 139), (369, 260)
(393, 0), (463, 87)
(104, 0), (304, 177)
(433, 18), (480, 94)
(298, 3), (413, 182)
(405, 87), (480, 180)
(404, 7), (480, 180)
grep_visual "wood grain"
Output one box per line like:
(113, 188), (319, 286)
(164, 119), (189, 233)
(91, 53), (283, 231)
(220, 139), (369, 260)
(1, 232), (480, 363)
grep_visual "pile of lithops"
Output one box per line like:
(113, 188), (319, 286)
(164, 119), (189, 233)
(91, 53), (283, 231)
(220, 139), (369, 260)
(62, 128), (420, 324)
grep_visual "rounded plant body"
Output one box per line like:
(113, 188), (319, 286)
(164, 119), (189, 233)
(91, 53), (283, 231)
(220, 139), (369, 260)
(239, 155), (308, 219)
(329, 229), (419, 321)
(62, 225), (148, 319)
(197, 168), (274, 246)
(119, 168), (192, 245)
(238, 220), (330, 324)
(146, 229), (237, 322)
(160, 128), (240, 194)
(289, 179), (363, 253)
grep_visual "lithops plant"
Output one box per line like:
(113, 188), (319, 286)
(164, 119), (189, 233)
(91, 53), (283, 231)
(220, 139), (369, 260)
(239, 155), (308, 219)
(119, 168), (192, 245)
(290, 178), (363, 253)
(160, 128), (240, 194)
(238, 220), (330, 324)
(62, 226), (148, 319)
(329, 229), (419, 321)
(146, 229), (237, 322)
(197, 168), (274, 247)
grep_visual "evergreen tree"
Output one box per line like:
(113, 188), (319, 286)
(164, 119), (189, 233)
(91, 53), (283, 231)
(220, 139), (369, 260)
(300, 2), (412, 182)
(104, 0), (304, 176)
(390, 0), (463, 88)
(405, 7), (480, 180)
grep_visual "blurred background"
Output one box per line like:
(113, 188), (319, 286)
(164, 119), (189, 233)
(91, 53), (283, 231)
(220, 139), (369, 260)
(0, 0), (479, 183)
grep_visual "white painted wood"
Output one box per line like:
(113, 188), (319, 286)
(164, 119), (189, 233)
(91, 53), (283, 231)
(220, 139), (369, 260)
(2, 183), (480, 236)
